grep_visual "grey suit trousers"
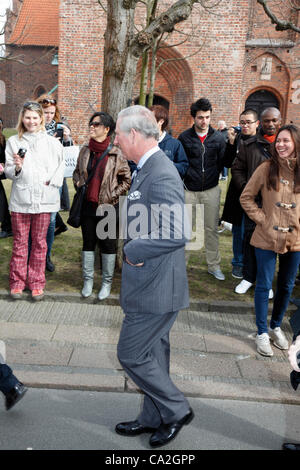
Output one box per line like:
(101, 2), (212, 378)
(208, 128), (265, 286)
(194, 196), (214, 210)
(117, 310), (190, 428)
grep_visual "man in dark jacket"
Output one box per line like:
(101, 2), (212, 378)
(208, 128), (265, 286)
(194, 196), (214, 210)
(179, 98), (226, 280)
(231, 107), (281, 295)
(221, 108), (260, 280)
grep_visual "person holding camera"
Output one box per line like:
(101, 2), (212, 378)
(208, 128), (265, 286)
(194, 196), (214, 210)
(37, 95), (71, 272)
(4, 101), (64, 300)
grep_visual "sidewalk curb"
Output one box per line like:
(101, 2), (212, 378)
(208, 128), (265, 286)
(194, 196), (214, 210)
(0, 290), (297, 314)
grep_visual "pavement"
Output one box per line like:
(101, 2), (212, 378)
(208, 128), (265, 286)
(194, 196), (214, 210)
(0, 289), (300, 406)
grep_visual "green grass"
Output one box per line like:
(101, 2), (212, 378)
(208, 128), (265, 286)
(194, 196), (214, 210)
(3, 128), (17, 139)
(1, 178), (299, 301)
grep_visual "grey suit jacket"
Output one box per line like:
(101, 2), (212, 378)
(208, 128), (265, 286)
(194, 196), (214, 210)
(120, 150), (189, 314)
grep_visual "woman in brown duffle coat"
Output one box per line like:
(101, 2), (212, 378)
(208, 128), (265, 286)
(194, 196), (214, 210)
(240, 124), (300, 357)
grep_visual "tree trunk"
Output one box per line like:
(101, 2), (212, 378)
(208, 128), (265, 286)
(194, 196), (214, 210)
(101, 1), (139, 120)
(101, 0), (198, 120)
(139, 50), (149, 106)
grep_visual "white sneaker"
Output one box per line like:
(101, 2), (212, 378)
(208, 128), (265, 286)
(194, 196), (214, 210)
(256, 333), (273, 357)
(208, 268), (225, 281)
(217, 221), (232, 233)
(269, 327), (289, 350)
(235, 279), (253, 294)
(269, 289), (274, 299)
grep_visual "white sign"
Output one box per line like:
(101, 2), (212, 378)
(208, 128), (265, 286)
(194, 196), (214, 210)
(292, 80), (300, 105)
(63, 146), (80, 178)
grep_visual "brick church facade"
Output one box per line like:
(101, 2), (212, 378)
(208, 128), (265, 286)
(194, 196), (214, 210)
(1, 0), (299, 143)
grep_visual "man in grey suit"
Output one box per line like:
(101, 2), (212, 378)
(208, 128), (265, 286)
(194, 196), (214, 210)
(114, 105), (193, 448)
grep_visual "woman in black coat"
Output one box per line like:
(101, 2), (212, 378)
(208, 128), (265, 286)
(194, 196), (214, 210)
(0, 118), (12, 238)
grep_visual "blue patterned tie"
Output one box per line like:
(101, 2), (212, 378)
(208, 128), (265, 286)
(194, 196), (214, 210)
(131, 167), (140, 185)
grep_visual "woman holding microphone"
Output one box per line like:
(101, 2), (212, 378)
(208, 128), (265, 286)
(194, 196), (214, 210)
(5, 101), (64, 301)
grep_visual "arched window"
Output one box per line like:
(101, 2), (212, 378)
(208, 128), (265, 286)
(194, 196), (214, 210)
(0, 81), (6, 104)
(33, 85), (47, 99)
(134, 94), (170, 109)
(245, 89), (280, 119)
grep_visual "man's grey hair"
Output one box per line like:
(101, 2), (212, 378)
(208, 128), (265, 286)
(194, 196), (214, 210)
(261, 107), (281, 119)
(118, 105), (159, 141)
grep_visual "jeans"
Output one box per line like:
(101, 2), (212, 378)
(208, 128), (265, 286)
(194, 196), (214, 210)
(232, 217), (244, 268)
(255, 248), (300, 335)
(46, 211), (56, 258)
(222, 167), (228, 178)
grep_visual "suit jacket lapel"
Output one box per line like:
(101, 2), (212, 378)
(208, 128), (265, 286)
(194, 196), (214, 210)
(129, 151), (161, 192)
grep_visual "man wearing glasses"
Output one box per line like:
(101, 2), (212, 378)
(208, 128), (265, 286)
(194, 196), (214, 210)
(231, 107), (282, 298)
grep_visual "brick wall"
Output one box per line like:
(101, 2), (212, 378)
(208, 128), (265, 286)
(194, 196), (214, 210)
(0, 46), (58, 127)
(2, 0), (299, 137)
(59, 0), (251, 142)
(243, 0), (300, 127)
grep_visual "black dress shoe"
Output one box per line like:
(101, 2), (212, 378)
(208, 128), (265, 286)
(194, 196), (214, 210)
(0, 230), (12, 239)
(115, 420), (157, 436)
(5, 382), (28, 410)
(282, 443), (300, 450)
(54, 225), (68, 237)
(46, 256), (55, 272)
(149, 408), (194, 448)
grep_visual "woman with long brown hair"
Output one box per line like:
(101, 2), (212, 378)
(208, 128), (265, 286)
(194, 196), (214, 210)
(37, 94), (71, 272)
(240, 124), (300, 357)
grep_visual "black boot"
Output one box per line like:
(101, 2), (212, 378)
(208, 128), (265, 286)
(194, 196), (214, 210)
(46, 255), (55, 272)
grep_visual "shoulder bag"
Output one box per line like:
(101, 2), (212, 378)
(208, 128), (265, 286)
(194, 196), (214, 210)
(67, 144), (112, 228)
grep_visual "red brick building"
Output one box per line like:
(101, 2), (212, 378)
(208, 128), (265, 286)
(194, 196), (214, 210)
(0, 0), (59, 127)
(1, 0), (300, 142)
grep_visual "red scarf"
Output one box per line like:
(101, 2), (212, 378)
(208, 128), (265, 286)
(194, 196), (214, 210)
(263, 134), (276, 143)
(86, 137), (110, 203)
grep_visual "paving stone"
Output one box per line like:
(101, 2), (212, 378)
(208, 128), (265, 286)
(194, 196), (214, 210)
(70, 347), (120, 369)
(173, 378), (300, 403)
(0, 322), (56, 341)
(15, 370), (125, 391)
(6, 340), (73, 366)
(204, 334), (257, 355)
(238, 358), (293, 382)
(170, 352), (242, 378)
(170, 331), (206, 351)
(53, 325), (120, 345)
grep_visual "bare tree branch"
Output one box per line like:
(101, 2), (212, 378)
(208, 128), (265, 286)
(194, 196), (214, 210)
(257, 0), (300, 33)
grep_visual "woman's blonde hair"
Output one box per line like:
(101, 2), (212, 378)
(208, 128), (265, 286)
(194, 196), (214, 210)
(37, 94), (61, 122)
(16, 101), (45, 138)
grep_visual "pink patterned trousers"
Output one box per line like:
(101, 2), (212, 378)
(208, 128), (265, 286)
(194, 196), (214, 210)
(10, 212), (51, 291)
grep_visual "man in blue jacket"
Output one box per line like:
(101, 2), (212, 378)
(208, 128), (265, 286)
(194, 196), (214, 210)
(179, 98), (226, 280)
(150, 105), (188, 178)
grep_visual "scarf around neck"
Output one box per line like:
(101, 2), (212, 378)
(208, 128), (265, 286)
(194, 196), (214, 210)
(86, 137), (110, 204)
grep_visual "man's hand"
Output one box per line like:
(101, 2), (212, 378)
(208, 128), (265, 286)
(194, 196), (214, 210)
(288, 336), (300, 372)
(126, 257), (144, 267)
(227, 127), (237, 145)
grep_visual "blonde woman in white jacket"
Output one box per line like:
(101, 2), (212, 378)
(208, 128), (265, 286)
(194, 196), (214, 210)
(5, 101), (64, 300)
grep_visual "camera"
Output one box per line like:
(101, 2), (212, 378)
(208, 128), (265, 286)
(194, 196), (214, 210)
(55, 122), (64, 142)
(17, 148), (27, 158)
(233, 125), (241, 133)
